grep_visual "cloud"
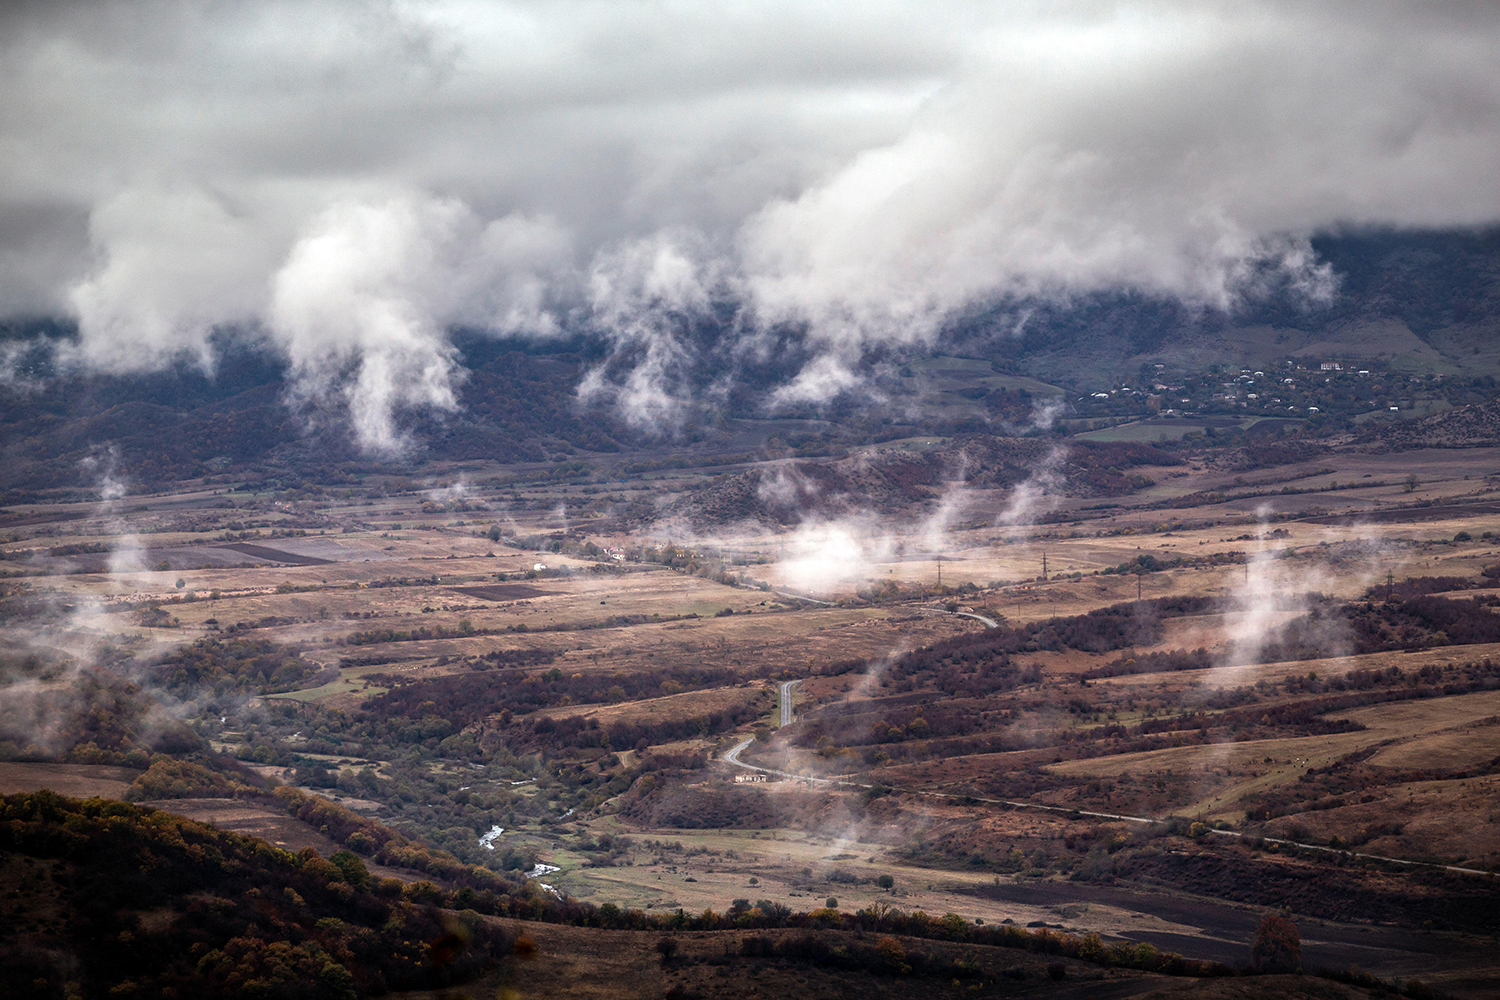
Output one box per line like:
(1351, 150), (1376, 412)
(266, 191), (574, 452)
(66, 186), (280, 372)
(2, 2), (1499, 438)
(576, 232), (723, 432)
(268, 193), (461, 454)
(779, 519), (895, 594)
(739, 4), (1500, 352)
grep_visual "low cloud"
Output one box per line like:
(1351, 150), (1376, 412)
(779, 519), (896, 595)
(577, 233), (724, 433)
(2, 3), (1499, 442)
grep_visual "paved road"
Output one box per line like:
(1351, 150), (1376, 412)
(951, 609), (999, 628)
(775, 591), (833, 606)
(778, 678), (801, 727)
(722, 736), (834, 785)
(723, 737), (753, 767)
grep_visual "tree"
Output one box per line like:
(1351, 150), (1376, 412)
(875, 936), (910, 975)
(826, 897), (838, 908)
(1250, 914), (1300, 973)
(655, 937), (678, 966)
(877, 873), (895, 890)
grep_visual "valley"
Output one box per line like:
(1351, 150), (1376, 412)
(5, 402), (1500, 997)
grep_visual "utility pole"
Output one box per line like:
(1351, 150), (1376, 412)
(1137, 572), (1142, 602)
(1041, 551), (1048, 580)
(936, 554), (942, 588)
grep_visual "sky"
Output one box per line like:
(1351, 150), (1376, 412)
(3, 1), (1499, 449)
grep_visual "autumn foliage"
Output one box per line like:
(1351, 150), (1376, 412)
(1250, 914), (1301, 974)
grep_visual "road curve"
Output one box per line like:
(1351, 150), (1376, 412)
(722, 736), (834, 785)
(952, 610), (999, 628)
(723, 737), (753, 767)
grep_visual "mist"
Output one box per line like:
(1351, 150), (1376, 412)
(4, 3), (1500, 445)
(0, 460), (205, 759)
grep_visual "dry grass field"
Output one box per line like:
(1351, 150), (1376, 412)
(0, 762), (138, 799)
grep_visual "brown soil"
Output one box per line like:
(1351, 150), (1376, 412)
(450, 583), (558, 600)
(135, 797), (344, 854)
(218, 541), (333, 565)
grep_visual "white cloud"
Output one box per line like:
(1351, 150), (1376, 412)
(578, 232), (725, 432)
(66, 186), (278, 371)
(267, 191), (570, 452)
(1, 2), (1498, 438)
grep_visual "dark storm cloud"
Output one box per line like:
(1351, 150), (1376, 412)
(2, 1), (1498, 445)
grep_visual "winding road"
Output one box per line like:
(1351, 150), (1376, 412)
(722, 736), (833, 785)
(951, 609), (999, 628)
(722, 737), (753, 768)
(778, 678), (801, 727)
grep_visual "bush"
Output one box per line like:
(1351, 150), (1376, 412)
(1250, 914), (1301, 973)
(875, 936), (911, 975)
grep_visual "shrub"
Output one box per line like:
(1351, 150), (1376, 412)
(1250, 914), (1301, 973)
(875, 936), (911, 975)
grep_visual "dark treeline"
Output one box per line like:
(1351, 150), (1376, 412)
(150, 637), (329, 696)
(1364, 575), (1491, 600)
(901, 596), (1217, 667)
(1264, 594), (1500, 661)
(526, 700), (764, 753)
(835, 596), (1216, 704)
(361, 661), (743, 733)
(1084, 648), (1214, 679)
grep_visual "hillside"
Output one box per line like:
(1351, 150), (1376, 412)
(663, 436), (1180, 527)
(1352, 397), (1500, 451)
(0, 791), (517, 1000)
(1, 792), (1399, 1000)
(2, 228), (1498, 498)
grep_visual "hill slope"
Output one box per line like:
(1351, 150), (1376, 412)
(0, 791), (516, 1000)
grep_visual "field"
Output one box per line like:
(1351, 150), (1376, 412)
(0, 762), (137, 799)
(4, 426), (1500, 996)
